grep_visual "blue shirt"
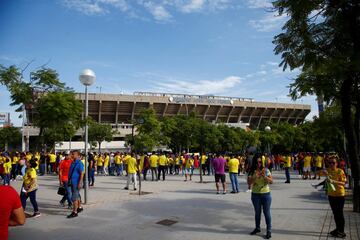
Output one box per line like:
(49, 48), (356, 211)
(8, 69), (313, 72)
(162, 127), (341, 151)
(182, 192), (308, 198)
(69, 159), (84, 186)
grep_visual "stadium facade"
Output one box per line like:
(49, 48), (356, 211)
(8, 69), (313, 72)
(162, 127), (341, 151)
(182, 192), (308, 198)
(23, 92), (311, 151)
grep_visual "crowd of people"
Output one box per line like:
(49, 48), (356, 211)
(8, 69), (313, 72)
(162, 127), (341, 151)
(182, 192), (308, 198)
(0, 149), (349, 239)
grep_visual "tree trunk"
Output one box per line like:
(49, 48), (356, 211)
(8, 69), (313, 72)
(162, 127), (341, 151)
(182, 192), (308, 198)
(341, 78), (360, 212)
(98, 141), (101, 154)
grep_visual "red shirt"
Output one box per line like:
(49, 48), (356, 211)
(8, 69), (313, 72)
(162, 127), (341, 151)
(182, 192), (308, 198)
(0, 186), (22, 240)
(59, 159), (73, 182)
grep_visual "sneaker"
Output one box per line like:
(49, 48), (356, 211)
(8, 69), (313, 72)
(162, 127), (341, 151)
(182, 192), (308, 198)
(123, 187), (129, 190)
(230, 191), (236, 194)
(250, 229), (261, 235)
(284, 181), (290, 184)
(216, 192), (220, 195)
(32, 212), (41, 218)
(67, 212), (78, 219)
(311, 183), (318, 189)
(67, 205), (73, 210)
(265, 231), (272, 239)
(246, 189), (252, 193)
(77, 207), (83, 213)
(59, 201), (65, 207)
(329, 229), (338, 236)
(223, 191), (227, 195)
(335, 232), (346, 238)
(134, 188), (137, 191)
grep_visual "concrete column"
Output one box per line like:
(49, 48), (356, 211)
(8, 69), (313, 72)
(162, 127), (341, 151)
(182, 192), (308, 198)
(163, 103), (168, 116)
(237, 107), (246, 123)
(215, 106), (222, 122)
(131, 102), (136, 120)
(227, 106), (235, 123)
(98, 100), (102, 123)
(203, 105), (210, 120)
(115, 101), (119, 125)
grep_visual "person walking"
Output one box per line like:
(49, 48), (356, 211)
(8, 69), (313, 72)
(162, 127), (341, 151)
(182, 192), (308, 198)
(67, 151), (84, 219)
(228, 155), (240, 193)
(59, 152), (73, 208)
(325, 157), (347, 238)
(20, 159), (41, 218)
(247, 154), (273, 239)
(88, 153), (95, 187)
(213, 153), (227, 194)
(124, 153), (138, 191)
(149, 152), (158, 181)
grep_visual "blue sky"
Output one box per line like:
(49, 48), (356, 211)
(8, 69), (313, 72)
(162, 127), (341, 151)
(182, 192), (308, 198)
(0, 0), (318, 126)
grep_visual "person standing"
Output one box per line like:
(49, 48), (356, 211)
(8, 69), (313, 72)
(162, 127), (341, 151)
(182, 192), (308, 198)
(67, 151), (84, 219)
(213, 153), (227, 194)
(0, 185), (26, 240)
(284, 154), (292, 183)
(59, 152), (73, 208)
(247, 154), (273, 239)
(228, 156), (240, 193)
(88, 153), (95, 187)
(149, 152), (158, 181)
(158, 153), (167, 181)
(20, 159), (40, 218)
(10, 152), (18, 181)
(325, 157), (347, 238)
(124, 153), (138, 191)
(184, 154), (194, 182)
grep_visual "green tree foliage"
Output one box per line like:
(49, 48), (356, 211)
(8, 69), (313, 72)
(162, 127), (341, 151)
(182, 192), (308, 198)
(0, 126), (21, 150)
(88, 121), (114, 153)
(0, 64), (82, 150)
(272, 0), (360, 211)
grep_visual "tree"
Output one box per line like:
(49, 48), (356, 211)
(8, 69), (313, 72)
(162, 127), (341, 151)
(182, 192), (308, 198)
(0, 65), (82, 150)
(88, 121), (114, 153)
(0, 126), (21, 150)
(272, 0), (360, 211)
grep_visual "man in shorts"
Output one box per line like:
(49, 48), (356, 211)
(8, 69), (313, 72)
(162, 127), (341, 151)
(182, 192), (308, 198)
(67, 150), (84, 219)
(213, 153), (227, 194)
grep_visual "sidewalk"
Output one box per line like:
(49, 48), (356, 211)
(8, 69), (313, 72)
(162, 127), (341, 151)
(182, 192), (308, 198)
(7, 171), (360, 240)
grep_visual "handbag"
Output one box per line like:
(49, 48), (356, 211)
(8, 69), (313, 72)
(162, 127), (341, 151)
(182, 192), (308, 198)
(57, 186), (66, 196)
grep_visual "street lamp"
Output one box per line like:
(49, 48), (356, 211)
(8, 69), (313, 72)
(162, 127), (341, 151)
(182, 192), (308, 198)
(79, 69), (96, 204)
(265, 126), (271, 154)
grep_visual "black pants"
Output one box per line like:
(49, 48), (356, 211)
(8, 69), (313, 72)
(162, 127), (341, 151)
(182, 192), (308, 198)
(328, 196), (345, 233)
(158, 166), (166, 181)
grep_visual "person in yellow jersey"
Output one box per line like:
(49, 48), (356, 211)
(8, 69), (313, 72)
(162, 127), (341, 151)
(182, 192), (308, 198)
(201, 153), (207, 175)
(103, 153), (110, 176)
(313, 153), (324, 180)
(3, 156), (12, 185)
(21, 159), (41, 218)
(96, 154), (104, 175)
(283, 153), (292, 183)
(184, 154), (194, 181)
(149, 152), (159, 181)
(167, 154), (174, 175)
(124, 153), (138, 191)
(48, 152), (56, 174)
(247, 153), (273, 239)
(10, 152), (19, 181)
(114, 152), (122, 176)
(303, 153), (312, 179)
(228, 155), (240, 193)
(158, 152), (167, 181)
(323, 157), (347, 238)
(174, 154), (181, 175)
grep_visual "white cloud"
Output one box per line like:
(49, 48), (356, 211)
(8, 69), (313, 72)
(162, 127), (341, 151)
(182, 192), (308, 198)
(142, 2), (173, 21)
(181, 0), (205, 13)
(62, 0), (233, 21)
(249, 12), (288, 32)
(152, 75), (242, 95)
(246, 0), (272, 9)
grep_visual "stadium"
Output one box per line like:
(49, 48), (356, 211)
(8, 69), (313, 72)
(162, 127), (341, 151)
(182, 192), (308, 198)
(23, 91), (311, 151)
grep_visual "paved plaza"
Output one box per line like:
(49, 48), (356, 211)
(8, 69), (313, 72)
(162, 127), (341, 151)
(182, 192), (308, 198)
(8, 171), (359, 240)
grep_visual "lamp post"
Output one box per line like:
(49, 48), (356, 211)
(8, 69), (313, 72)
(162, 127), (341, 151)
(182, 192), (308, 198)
(79, 69), (96, 204)
(265, 126), (271, 154)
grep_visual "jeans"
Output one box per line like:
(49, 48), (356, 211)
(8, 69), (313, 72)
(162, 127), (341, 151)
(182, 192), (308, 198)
(285, 167), (290, 182)
(88, 169), (95, 186)
(126, 173), (137, 190)
(328, 196), (345, 233)
(115, 164), (123, 176)
(158, 166), (166, 180)
(21, 189), (39, 212)
(40, 163), (45, 175)
(3, 174), (10, 185)
(60, 181), (72, 206)
(151, 167), (158, 181)
(229, 173), (239, 192)
(251, 192), (272, 232)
